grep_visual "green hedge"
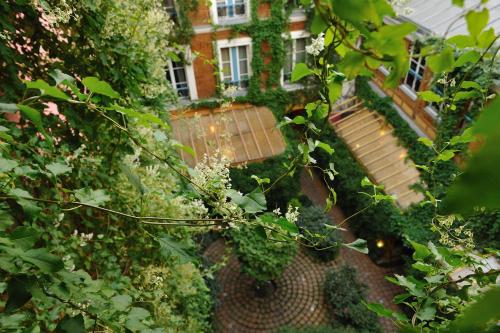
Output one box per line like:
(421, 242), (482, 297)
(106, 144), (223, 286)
(324, 266), (380, 333)
(296, 206), (341, 262)
(278, 326), (358, 333)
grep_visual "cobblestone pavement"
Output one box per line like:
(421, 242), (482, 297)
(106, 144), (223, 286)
(205, 172), (402, 333)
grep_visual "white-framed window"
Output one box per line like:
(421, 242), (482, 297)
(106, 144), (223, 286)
(404, 42), (426, 92)
(217, 38), (252, 89)
(167, 60), (190, 98)
(166, 49), (198, 101)
(211, 0), (249, 24)
(283, 37), (307, 83)
(281, 31), (310, 87)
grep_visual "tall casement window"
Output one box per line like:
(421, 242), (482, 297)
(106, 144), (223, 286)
(404, 42), (426, 92)
(283, 37), (307, 84)
(166, 60), (190, 98)
(164, 0), (177, 21)
(216, 0), (247, 21)
(220, 45), (250, 88)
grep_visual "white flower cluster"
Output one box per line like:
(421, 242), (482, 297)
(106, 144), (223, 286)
(191, 152), (245, 227)
(222, 84), (240, 98)
(73, 230), (94, 247)
(306, 32), (325, 56)
(390, 0), (414, 16)
(285, 205), (300, 224)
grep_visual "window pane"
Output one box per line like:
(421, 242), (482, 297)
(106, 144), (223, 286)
(222, 63), (231, 78)
(239, 59), (248, 75)
(235, 2), (245, 15)
(238, 46), (247, 60)
(295, 38), (306, 52)
(174, 68), (186, 83)
(221, 48), (230, 62)
(295, 50), (306, 63)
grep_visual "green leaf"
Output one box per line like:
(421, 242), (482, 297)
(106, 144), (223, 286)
(315, 141), (334, 155)
(227, 189), (266, 214)
(409, 240), (431, 260)
(112, 104), (169, 130)
(74, 188), (110, 207)
(324, 27), (334, 47)
(292, 115), (306, 125)
(452, 0), (464, 6)
(444, 97), (500, 214)
(24, 79), (70, 101)
(344, 238), (368, 254)
(437, 150), (456, 161)
(416, 301), (436, 321)
(449, 128), (476, 146)
(22, 248), (64, 273)
(466, 8), (489, 40)
(412, 262), (433, 272)
(444, 287), (500, 333)
(460, 81), (482, 91)
(417, 137), (433, 148)
(273, 217), (299, 234)
(49, 69), (75, 85)
(454, 90), (479, 101)
(0, 157), (18, 173)
(5, 276), (33, 313)
(365, 302), (396, 318)
(339, 52), (365, 79)
(477, 28), (496, 49)
(125, 307), (151, 332)
(46, 162), (72, 176)
(16, 105), (50, 141)
(10, 227), (38, 250)
(55, 314), (85, 333)
(427, 47), (455, 73)
(328, 82), (342, 104)
(454, 50), (480, 68)
(417, 91), (443, 103)
(166, 51), (180, 62)
(111, 295), (132, 312)
(447, 35), (475, 48)
(291, 63), (313, 82)
(310, 12), (328, 34)
(157, 234), (192, 264)
(82, 77), (120, 99)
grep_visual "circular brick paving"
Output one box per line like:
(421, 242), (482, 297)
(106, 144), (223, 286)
(205, 241), (330, 333)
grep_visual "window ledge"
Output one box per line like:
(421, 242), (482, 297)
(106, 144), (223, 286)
(379, 66), (390, 76)
(283, 83), (304, 91)
(289, 9), (306, 22)
(217, 17), (249, 26)
(424, 105), (441, 122)
(399, 84), (418, 101)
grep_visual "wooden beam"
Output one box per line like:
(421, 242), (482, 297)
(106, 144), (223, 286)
(332, 101), (364, 116)
(243, 108), (263, 158)
(364, 147), (404, 167)
(352, 129), (394, 152)
(341, 116), (381, 138)
(230, 109), (251, 160)
(332, 108), (369, 127)
(385, 174), (420, 192)
(255, 106), (275, 155)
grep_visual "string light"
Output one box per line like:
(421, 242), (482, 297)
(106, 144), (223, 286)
(376, 239), (385, 248)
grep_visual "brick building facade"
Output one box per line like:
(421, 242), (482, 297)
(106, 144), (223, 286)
(166, 1), (308, 101)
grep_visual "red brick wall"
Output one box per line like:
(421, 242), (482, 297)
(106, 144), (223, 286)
(188, 2), (307, 100)
(372, 68), (437, 138)
(191, 33), (217, 99)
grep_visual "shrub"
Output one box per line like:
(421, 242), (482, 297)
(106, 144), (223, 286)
(297, 206), (341, 261)
(324, 266), (380, 333)
(231, 224), (298, 282)
(230, 154), (301, 211)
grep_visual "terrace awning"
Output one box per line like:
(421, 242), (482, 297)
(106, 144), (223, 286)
(170, 104), (286, 167)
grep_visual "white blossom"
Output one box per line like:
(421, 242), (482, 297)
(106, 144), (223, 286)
(306, 33), (325, 56)
(285, 205), (300, 224)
